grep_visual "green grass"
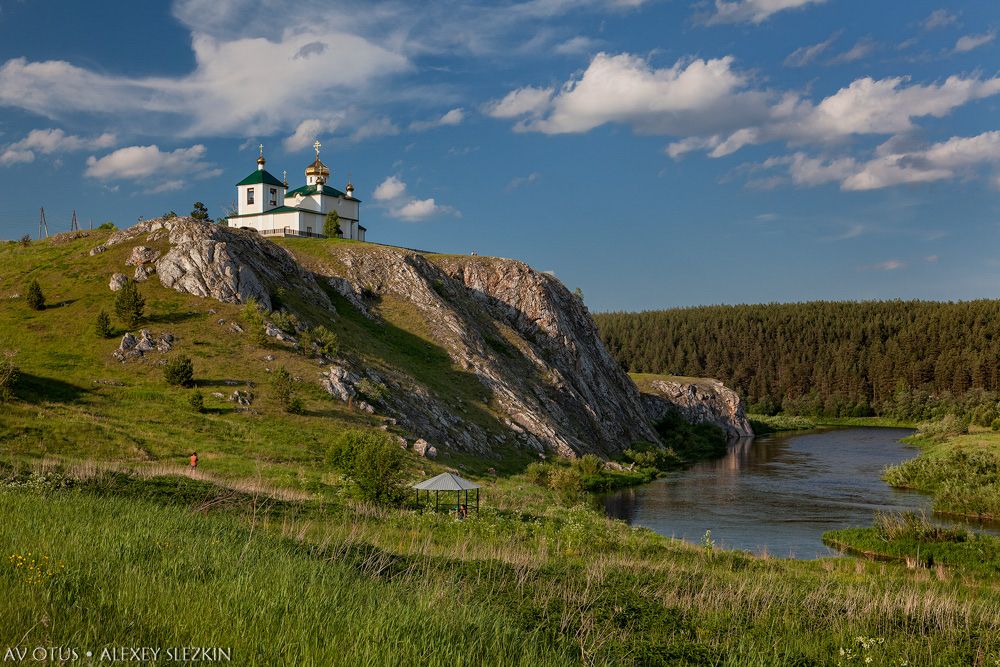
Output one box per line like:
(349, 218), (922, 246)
(2, 470), (1000, 665)
(883, 429), (1000, 521)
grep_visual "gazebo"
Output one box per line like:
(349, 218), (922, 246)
(412, 472), (480, 514)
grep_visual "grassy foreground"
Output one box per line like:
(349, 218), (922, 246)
(2, 468), (1000, 666)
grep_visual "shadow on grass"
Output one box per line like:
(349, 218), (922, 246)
(16, 373), (89, 403)
(144, 311), (202, 325)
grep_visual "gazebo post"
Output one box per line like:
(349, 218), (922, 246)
(476, 488), (479, 513)
(435, 489), (439, 512)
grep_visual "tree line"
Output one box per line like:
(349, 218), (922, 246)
(594, 301), (1000, 421)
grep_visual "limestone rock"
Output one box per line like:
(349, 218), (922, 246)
(89, 245), (108, 256)
(641, 379), (754, 439)
(134, 265), (155, 282)
(413, 439), (438, 459)
(321, 364), (358, 402)
(126, 246), (160, 266)
(265, 321), (297, 344)
(109, 273), (128, 291)
(211, 392), (226, 399)
(229, 390), (253, 406)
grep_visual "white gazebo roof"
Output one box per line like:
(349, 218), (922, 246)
(412, 472), (480, 491)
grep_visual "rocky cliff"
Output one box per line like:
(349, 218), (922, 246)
(95, 217), (746, 459)
(640, 378), (754, 439)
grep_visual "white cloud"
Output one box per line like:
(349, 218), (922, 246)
(350, 117), (401, 142)
(391, 198), (440, 220)
(784, 32), (841, 67)
(506, 172), (541, 190)
(922, 9), (958, 31)
(554, 36), (602, 55)
(483, 86), (554, 119)
(496, 52), (1000, 159)
(409, 107), (465, 131)
(283, 117), (343, 152)
(371, 173), (459, 220)
(84, 145), (218, 189)
(704, 0), (825, 25)
(0, 128), (115, 165)
(869, 260), (905, 271)
(954, 31), (996, 53)
(373, 175), (407, 201)
(756, 131), (1000, 191)
(828, 38), (877, 64)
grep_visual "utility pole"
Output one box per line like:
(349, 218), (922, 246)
(38, 208), (49, 239)
(70, 209), (79, 232)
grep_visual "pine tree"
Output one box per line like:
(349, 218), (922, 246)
(114, 279), (145, 328)
(324, 210), (342, 238)
(95, 310), (113, 338)
(191, 202), (210, 220)
(25, 279), (45, 311)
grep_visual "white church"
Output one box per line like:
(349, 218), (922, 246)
(225, 141), (365, 241)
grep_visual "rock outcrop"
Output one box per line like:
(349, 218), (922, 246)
(641, 378), (753, 439)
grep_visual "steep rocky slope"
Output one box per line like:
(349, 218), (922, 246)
(92, 217), (746, 458)
(637, 375), (753, 439)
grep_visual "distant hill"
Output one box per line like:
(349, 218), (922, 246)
(595, 301), (1000, 420)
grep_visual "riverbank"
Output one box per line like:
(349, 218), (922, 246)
(883, 427), (1000, 522)
(749, 414), (917, 434)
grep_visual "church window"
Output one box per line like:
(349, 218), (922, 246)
(269, 188), (277, 206)
(247, 188), (255, 205)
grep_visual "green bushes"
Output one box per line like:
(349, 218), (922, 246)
(298, 324), (339, 359)
(25, 279), (44, 310)
(188, 390), (205, 413)
(94, 310), (113, 338)
(357, 378), (388, 404)
(271, 367), (303, 414)
(884, 443), (1000, 519)
(240, 298), (268, 346)
(0, 351), (19, 401)
(326, 429), (405, 505)
(163, 356), (194, 387)
(652, 409), (727, 462)
(114, 278), (145, 328)
(915, 414), (968, 439)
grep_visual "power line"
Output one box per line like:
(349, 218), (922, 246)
(70, 209), (79, 232)
(38, 208), (48, 240)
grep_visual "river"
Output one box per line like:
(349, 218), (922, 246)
(603, 427), (935, 559)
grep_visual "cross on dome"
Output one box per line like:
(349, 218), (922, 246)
(313, 140), (322, 159)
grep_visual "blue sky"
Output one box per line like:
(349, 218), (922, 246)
(1, 0), (999, 311)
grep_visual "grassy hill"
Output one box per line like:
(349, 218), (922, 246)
(2, 230), (1000, 664)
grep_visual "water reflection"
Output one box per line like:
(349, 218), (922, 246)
(604, 427), (935, 558)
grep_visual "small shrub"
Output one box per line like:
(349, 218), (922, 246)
(114, 278), (145, 328)
(25, 279), (45, 311)
(326, 430), (405, 505)
(270, 310), (298, 335)
(991, 417), (1000, 432)
(549, 467), (583, 504)
(524, 462), (551, 486)
(575, 454), (604, 477)
(188, 390), (205, 413)
(164, 356), (194, 387)
(311, 325), (339, 358)
(240, 297), (268, 346)
(357, 378), (388, 404)
(917, 414), (968, 439)
(98, 222), (116, 231)
(19, 234), (31, 247)
(271, 366), (302, 413)
(94, 310), (113, 338)
(0, 351), (19, 401)
(874, 512), (969, 543)
(287, 396), (305, 415)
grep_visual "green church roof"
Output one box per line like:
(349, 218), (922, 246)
(285, 183), (361, 201)
(226, 205), (318, 219)
(236, 169), (285, 187)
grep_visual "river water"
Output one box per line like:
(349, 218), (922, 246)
(603, 427), (934, 559)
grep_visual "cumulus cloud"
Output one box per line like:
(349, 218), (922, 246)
(283, 117), (344, 152)
(84, 144), (219, 189)
(753, 130), (1000, 191)
(0, 128), (115, 165)
(496, 52), (1000, 161)
(409, 107), (465, 131)
(350, 117), (401, 142)
(954, 31), (996, 53)
(372, 174), (458, 220)
(704, 0), (826, 25)
(554, 36), (603, 55)
(373, 175), (407, 201)
(868, 260), (905, 271)
(784, 32), (841, 67)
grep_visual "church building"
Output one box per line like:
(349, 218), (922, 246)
(225, 141), (365, 241)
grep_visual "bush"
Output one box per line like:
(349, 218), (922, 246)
(19, 234), (31, 247)
(324, 211), (342, 238)
(188, 390), (205, 413)
(271, 367), (302, 413)
(114, 279), (145, 328)
(25, 279), (45, 311)
(549, 467), (583, 504)
(164, 356), (194, 387)
(270, 310), (299, 335)
(916, 414), (968, 439)
(575, 454), (604, 477)
(357, 378), (388, 404)
(524, 462), (551, 486)
(240, 298), (268, 346)
(94, 310), (113, 338)
(0, 352), (19, 401)
(624, 442), (683, 470)
(311, 325), (339, 358)
(98, 222), (116, 231)
(326, 430), (405, 505)
(991, 417), (1000, 432)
